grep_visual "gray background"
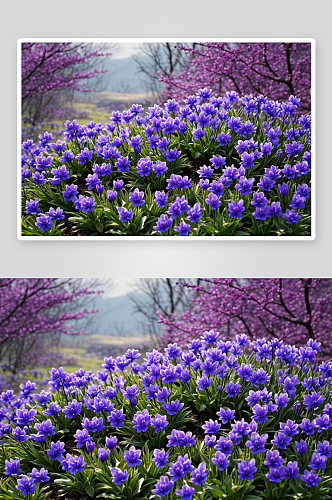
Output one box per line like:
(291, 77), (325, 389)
(1, 0), (331, 278)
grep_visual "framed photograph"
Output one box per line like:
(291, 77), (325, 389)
(18, 38), (315, 239)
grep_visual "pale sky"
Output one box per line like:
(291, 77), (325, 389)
(111, 42), (142, 60)
(104, 278), (137, 297)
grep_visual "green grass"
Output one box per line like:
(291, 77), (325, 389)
(45, 333), (145, 374)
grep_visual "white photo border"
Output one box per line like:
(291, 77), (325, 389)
(17, 38), (316, 241)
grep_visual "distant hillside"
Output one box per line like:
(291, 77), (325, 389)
(97, 56), (150, 93)
(87, 294), (145, 337)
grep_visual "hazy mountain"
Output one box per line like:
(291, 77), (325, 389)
(87, 294), (144, 337)
(98, 56), (150, 93)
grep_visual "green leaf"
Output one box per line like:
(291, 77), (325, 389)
(95, 222), (104, 233)
(85, 485), (95, 497)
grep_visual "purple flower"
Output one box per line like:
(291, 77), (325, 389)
(107, 409), (126, 427)
(5, 458), (22, 476)
(297, 184), (311, 200)
(237, 458), (257, 480)
(118, 207), (133, 222)
(251, 191), (268, 208)
(153, 449), (169, 468)
(215, 436), (233, 455)
(197, 376), (211, 391)
(282, 164), (296, 179)
(235, 176), (255, 195)
(154, 191), (168, 207)
(303, 392), (325, 410)
(278, 183), (289, 196)
(266, 467), (284, 483)
(36, 214), (54, 232)
(217, 408), (235, 424)
(225, 381), (241, 397)
(190, 462), (208, 485)
(231, 419), (251, 441)
(198, 165), (214, 178)
(228, 200), (245, 218)
(260, 142), (273, 155)
(113, 179), (124, 192)
(98, 448), (110, 462)
(133, 409), (151, 432)
(174, 222), (191, 236)
(152, 476), (174, 497)
(163, 399), (184, 416)
(308, 453), (327, 470)
(240, 152), (255, 169)
(63, 399), (82, 418)
(175, 484), (195, 500)
(314, 414), (331, 433)
(268, 202), (283, 217)
(212, 451), (229, 471)
(164, 148), (181, 162)
(317, 440), (332, 458)
(217, 132), (231, 146)
(274, 393), (290, 408)
(151, 414), (168, 432)
(124, 446), (142, 467)
(252, 404), (268, 423)
(245, 432), (268, 454)
(166, 174), (192, 190)
(86, 441), (95, 452)
(252, 206), (269, 221)
(153, 214), (173, 233)
(271, 432), (292, 449)
(43, 402), (61, 417)
(257, 176), (275, 191)
(74, 428), (91, 448)
(210, 155), (226, 169)
(129, 188), (145, 207)
(205, 193), (221, 210)
(26, 199), (40, 215)
(193, 127), (206, 141)
(208, 180), (224, 197)
(202, 419), (221, 434)
(153, 160), (168, 177)
(47, 440), (65, 461)
(279, 419), (299, 437)
(282, 461), (300, 479)
(301, 469), (321, 488)
(289, 194), (306, 209)
(299, 418), (316, 436)
(62, 184), (78, 202)
(62, 454), (85, 474)
(76, 148), (93, 164)
(115, 156), (130, 172)
(295, 440), (307, 455)
(105, 436), (117, 449)
(74, 195), (96, 213)
(169, 454), (194, 480)
(16, 476), (37, 496)
(285, 141), (304, 157)
(205, 435), (217, 447)
(200, 178), (210, 190)
(111, 467), (129, 485)
(264, 450), (284, 468)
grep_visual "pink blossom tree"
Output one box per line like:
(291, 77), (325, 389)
(159, 42), (311, 110)
(21, 42), (112, 123)
(158, 279), (332, 357)
(0, 278), (102, 373)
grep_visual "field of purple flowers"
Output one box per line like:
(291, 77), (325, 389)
(1, 333), (332, 499)
(21, 89), (311, 237)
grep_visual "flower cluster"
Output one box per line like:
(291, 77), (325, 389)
(21, 89), (311, 237)
(1, 334), (330, 499)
